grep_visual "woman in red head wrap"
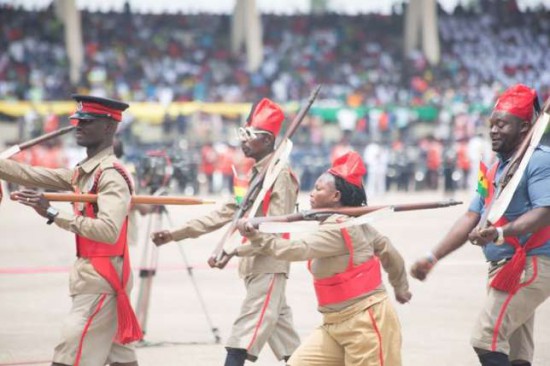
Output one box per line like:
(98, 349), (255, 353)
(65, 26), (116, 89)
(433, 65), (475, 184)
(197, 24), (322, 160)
(234, 151), (411, 366)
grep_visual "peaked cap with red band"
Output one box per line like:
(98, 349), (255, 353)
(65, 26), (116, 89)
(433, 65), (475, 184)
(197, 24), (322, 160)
(70, 94), (129, 125)
(328, 151), (366, 188)
(246, 98), (285, 136)
(493, 84), (537, 122)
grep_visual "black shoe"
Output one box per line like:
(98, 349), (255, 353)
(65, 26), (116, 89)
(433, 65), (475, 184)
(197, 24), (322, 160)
(478, 351), (511, 366)
(224, 348), (248, 366)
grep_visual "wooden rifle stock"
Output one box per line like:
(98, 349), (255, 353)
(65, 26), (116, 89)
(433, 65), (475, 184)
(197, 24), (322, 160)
(209, 85), (322, 263)
(14, 192), (215, 206)
(248, 199), (463, 227)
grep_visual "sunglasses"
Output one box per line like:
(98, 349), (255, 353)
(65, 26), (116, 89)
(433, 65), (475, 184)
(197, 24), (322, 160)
(237, 127), (272, 142)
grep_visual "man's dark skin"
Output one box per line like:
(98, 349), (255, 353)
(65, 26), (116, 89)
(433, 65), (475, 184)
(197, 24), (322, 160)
(410, 110), (550, 365)
(12, 117), (139, 366)
(150, 128), (276, 270)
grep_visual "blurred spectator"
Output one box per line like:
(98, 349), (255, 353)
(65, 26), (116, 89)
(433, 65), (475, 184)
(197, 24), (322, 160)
(330, 131), (354, 164)
(200, 141), (217, 194)
(363, 138), (388, 198)
(425, 135), (443, 190)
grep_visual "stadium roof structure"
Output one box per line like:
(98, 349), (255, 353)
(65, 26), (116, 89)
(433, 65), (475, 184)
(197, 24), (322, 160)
(2, 0), (548, 14)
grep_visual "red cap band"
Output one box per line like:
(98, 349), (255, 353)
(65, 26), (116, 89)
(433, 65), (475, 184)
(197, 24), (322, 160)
(73, 101), (123, 121)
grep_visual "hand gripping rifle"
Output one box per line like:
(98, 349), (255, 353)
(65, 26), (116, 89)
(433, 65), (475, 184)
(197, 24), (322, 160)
(479, 97), (550, 232)
(208, 85), (322, 267)
(0, 126), (75, 203)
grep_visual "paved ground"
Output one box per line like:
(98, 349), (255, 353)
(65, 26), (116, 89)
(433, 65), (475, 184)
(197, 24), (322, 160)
(1, 189), (549, 366)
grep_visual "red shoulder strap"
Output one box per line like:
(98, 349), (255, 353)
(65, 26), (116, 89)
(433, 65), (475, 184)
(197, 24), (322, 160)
(307, 225), (355, 274)
(339, 227), (355, 270)
(90, 163), (134, 194)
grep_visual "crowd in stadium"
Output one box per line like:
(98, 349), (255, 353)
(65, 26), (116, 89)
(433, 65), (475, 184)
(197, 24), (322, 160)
(2, 2), (549, 104)
(0, 1), (548, 197)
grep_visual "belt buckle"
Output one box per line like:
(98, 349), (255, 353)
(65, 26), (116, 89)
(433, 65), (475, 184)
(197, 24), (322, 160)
(496, 257), (510, 266)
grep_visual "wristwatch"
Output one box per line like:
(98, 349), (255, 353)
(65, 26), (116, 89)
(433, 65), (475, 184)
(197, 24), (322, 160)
(46, 206), (59, 225)
(494, 227), (505, 245)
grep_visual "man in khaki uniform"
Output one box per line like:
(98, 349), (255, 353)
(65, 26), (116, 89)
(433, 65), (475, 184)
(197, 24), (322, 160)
(234, 151), (411, 366)
(152, 98), (301, 365)
(1, 95), (141, 366)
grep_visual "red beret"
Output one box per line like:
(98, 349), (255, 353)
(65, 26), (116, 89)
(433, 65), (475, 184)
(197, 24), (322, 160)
(328, 151), (366, 188)
(247, 98), (285, 136)
(493, 84), (537, 122)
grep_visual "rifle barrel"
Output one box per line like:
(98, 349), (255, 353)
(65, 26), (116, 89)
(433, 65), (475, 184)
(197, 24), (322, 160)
(40, 193), (215, 205)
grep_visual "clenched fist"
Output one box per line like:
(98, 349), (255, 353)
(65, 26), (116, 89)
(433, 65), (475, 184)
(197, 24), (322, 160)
(151, 230), (173, 246)
(395, 290), (412, 304)
(410, 257), (436, 281)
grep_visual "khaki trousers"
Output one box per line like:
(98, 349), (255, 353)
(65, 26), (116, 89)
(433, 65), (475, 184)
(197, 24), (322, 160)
(471, 255), (550, 362)
(289, 295), (402, 366)
(53, 293), (136, 366)
(226, 273), (300, 361)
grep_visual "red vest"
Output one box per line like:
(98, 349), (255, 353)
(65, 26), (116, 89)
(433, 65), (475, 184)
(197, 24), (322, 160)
(72, 163), (142, 344)
(485, 162), (550, 293)
(308, 226), (382, 307)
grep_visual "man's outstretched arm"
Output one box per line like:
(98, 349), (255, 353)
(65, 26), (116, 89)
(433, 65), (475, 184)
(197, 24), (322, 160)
(411, 210), (480, 281)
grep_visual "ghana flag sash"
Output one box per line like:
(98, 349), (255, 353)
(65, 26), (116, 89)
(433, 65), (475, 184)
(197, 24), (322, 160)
(233, 175), (249, 205)
(477, 161), (489, 198)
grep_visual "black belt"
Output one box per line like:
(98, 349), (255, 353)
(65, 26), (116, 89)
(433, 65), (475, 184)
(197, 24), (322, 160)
(488, 257), (511, 271)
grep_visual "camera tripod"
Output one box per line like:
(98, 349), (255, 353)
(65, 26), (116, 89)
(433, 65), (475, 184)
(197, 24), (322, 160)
(134, 203), (221, 345)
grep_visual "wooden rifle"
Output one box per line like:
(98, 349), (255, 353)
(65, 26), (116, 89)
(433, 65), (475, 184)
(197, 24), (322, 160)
(0, 126), (76, 203)
(35, 192), (215, 206)
(247, 199), (463, 228)
(0, 126), (75, 160)
(208, 85), (322, 266)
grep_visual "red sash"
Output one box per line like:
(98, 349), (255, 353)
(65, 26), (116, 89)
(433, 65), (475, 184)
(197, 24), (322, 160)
(485, 163), (550, 293)
(308, 227), (382, 307)
(72, 163), (142, 343)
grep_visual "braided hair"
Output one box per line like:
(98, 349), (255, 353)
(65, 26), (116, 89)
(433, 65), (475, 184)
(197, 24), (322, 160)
(332, 174), (367, 207)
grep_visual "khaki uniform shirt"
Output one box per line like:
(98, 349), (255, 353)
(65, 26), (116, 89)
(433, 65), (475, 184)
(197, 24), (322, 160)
(0, 147), (131, 295)
(171, 154), (298, 278)
(237, 214), (409, 312)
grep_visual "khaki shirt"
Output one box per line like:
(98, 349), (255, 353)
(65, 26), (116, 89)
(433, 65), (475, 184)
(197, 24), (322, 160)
(171, 154), (299, 278)
(237, 214), (409, 312)
(0, 147), (131, 295)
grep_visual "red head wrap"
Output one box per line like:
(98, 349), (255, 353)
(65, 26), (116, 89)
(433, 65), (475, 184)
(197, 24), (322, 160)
(328, 151), (366, 188)
(247, 98), (285, 136)
(493, 84), (537, 122)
